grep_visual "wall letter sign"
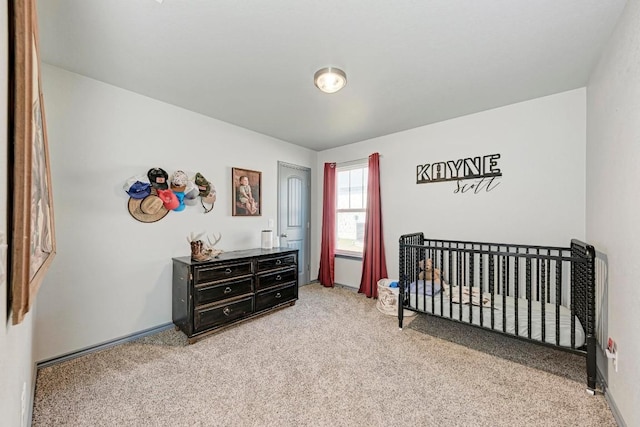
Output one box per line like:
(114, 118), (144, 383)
(416, 153), (502, 194)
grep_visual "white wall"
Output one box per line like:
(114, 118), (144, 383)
(0, 2), (37, 425)
(316, 89), (587, 287)
(587, 0), (640, 425)
(34, 65), (316, 361)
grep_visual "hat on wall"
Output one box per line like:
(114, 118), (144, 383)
(183, 181), (200, 206)
(147, 167), (169, 190)
(128, 195), (169, 223)
(157, 189), (180, 210)
(123, 175), (151, 199)
(194, 172), (211, 197)
(173, 191), (186, 212)
(201, 184), (217, 213)
(170, 170), (188, 193)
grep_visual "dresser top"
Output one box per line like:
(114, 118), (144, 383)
(173, 247), (298, 266)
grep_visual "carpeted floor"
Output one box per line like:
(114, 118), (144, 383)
(406, 312), (588, 384)
(33, 284), (616, 426)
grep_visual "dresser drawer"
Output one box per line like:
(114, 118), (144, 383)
(255, 284), (297, 312)
(194, 297), (253, 332)
(255, 267), (296, 291)
(257, 254), (297, 272)
(194, 261), (253, 285)
(194, 277), (253, 307)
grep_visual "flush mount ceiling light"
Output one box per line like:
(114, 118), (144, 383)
(314, 67), (347, 94)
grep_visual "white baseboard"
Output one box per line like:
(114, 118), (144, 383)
(597, 367), (626, 427)
(604, 390), (626, 427)
(36, 322), (174, 369)
(334, 282), (358, 291)
(27, 362), (36, 427)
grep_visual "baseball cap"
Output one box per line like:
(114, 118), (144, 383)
(170, 170), (188, 193)
(183, 182), (200, 206)
(157, 189), (180, 210)
(147, 167), (169, 190)
(194, 172), (211, 197)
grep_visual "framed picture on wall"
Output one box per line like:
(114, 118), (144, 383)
(8, 0), (57, 324)
(232, 167), (261, 216)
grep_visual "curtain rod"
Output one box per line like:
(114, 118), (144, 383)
(336, 154), (382, 167)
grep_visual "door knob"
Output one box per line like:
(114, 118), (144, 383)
(280, 233), (288, 238)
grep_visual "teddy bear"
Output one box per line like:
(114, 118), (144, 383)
(418, 258), (445, 283)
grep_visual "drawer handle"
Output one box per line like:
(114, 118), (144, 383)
(225, 268), (232, 274)
(224, 287), (232, 294)
(276, 259), (282, 265)
(276, 275), (282, 281)
(223, 307), (231, 316)
(275, 292), (282, 299)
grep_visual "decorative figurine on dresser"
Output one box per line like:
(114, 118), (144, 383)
(172, 242), (298, 344)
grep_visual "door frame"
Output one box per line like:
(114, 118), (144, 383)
(277, 161), (311, 286)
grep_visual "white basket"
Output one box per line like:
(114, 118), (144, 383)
(376, 279), (416, 317)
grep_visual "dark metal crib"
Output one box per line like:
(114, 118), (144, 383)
(398, 232), (597, 392)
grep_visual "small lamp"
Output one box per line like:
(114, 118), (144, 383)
(314, 67), (347, 94)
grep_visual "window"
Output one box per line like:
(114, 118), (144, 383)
(336, 162), (368, 256)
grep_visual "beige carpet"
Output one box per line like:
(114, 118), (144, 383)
(406, 311), (590, 384)
(33, 284), (615, 426)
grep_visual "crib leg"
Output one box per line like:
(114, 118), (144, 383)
(586, 336), (597, 393)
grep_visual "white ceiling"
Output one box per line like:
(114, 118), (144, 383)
(37, 0), (627, 151)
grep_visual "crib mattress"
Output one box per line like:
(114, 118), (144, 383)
(407, 291), (585, 349)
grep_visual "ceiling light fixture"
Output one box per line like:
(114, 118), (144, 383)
(314, 67), (347, 94)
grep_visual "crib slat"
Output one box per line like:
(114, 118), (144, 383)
(541, 258), (546, 343)
(501, 253), (507, 333)
(556, 261), (562, 346)
(431, 244), (436, 311)
(514, 253), (519, 337)
(546, 258), (551, 303)
(479, 250), (484, 327)
(469, 252), (474, 324)
(536, 248), (540, 301)
(504, 251), (509, 297)
(457, 248), (462, 321)
(422, 247), (427, 312)
(448, 247), (453, 318)
(489, 252), (495, 329)
(526, 255), (532, 339)
(438, 249), (444, 316)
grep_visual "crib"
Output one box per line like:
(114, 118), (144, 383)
(398, 232), (597, 392)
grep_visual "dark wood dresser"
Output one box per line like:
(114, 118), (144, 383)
(172, 247), (298, 343)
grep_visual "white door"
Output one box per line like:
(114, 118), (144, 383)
(278, 162), (311, 286)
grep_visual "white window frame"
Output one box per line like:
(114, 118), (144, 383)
(335, 161), (368, 258)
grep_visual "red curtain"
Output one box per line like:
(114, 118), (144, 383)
(358, 153), (388, 298)
(318, 163), (336, 287)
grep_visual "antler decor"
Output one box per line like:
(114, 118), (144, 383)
(186, 232), (204, 244)
(187, 232), (223, 261)
(204, 233), (223, 258)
